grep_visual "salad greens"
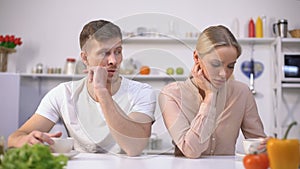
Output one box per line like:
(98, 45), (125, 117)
(0, 144), (68, 169)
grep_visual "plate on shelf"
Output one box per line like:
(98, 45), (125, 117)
(52, 150), (79, 159)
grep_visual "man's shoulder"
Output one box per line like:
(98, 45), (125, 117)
(49, 78), (86, 94)
(122, 77), (152, 89)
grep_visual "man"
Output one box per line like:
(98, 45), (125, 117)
(8, 20), (156, 156)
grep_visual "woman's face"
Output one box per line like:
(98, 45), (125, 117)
(196, 46), (238, 88)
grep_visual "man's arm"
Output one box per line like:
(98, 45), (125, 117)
(97, 88), (153, 156)
(8, 114), (60, 148)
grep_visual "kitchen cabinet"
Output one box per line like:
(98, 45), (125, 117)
(272, 37), (300, 139)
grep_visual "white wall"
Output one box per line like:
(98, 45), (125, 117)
(0, 73), (20, 140)
(0, 0), (299, 73)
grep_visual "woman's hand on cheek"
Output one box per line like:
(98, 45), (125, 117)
(192, 63), (217, 94)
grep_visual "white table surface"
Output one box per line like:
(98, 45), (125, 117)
(66, 153), (245, 169)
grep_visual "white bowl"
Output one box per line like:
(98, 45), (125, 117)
(242, 138), (263, 154)
(50, 137), (74, 153)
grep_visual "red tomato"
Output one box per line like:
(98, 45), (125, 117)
(243, 153), (269, 169)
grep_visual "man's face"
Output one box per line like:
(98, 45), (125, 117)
(83, 37), (123, 82)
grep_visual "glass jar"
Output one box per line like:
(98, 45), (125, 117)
(64, 58), (76, 75)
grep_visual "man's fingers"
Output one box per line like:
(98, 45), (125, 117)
(31, 131), (53, 145)
(48, 131), (62, 138)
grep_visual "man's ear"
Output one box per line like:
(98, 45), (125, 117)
(193, 51), (199, 64)
(80, 51), (88, 66)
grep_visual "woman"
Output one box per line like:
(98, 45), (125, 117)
(159, 25), (267, 158)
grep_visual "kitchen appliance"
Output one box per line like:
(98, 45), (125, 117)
(282, 53), (300, 82)
(273, 19), (288, 38)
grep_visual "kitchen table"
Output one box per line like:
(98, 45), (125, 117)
(66, 153), (245, 169)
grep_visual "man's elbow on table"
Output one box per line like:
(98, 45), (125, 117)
(124, 144), (147, 157)
(184, 152), (202, 159)
(121, 139), (149, 157)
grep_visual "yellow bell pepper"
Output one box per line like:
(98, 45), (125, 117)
(267, 121), (300, 169)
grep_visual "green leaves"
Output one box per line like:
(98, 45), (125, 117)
(0, 144), (68, 169)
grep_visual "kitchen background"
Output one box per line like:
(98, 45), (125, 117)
(1, 0), (300, 153)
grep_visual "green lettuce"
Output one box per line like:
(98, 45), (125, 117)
(0, 144), (68, 169)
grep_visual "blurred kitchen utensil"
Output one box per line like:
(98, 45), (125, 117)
(120, 58), (136, 75)
(273, 19), (288, 38)
(249, 44), (256, 95)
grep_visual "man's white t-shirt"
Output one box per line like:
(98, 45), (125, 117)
(35, 76), (156, 153)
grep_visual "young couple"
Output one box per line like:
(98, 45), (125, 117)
(8, 19), (268, 158)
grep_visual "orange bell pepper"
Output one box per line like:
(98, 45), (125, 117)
(267, 121), (300, 169)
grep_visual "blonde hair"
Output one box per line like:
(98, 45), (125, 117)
(196, 25), (241, 58)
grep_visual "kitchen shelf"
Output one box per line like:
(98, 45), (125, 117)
(20, 73), (85, 79)
(271, 36), (300, 139)
(237, 38), (275, 44)
(123, 74), (188, 81)
(282, 83), (300, 88)
(20, 73), (188, 81)
(123, 37), (276, 45)
(123, 36), (197, 44)
(281, 38), (300, 43)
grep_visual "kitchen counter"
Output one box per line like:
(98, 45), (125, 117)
(66, 153), (244, 169)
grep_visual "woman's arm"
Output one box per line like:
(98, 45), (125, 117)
(241, 91), (266, 138)
(159, 88), (218, 158)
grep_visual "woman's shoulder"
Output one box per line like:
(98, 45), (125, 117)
(160, 79), (196, 98)
(227, 79), (251, 94)
(122, 77), (153, 90)
(161, 80), (190, 92)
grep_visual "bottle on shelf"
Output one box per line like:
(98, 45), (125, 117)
(248, 18), (255, 38)
(261, 15), (268, 37)
(231, 18), (240, 38)
(64, 58), (76, 75)
(256, 16), (263, 38)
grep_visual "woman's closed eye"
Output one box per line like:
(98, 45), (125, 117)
(227, 62), (236, 69)
(210, 60), (222, 67)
